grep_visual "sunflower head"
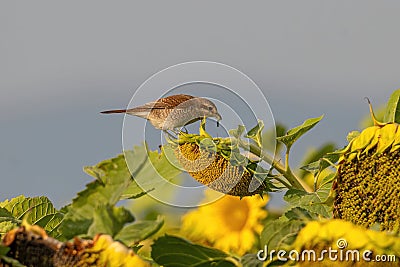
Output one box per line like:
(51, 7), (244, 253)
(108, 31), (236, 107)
(291, 219), (400, 266)
(167, 120), (271, 197)
(180, 189), (268, 255)
(174, 141), (265, 197)
(333, 100), (400, 231)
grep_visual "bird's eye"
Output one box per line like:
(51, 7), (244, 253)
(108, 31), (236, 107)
(208, 106), (213, 111)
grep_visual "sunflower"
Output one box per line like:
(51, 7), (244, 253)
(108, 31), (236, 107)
(333, 107), (400, 230)
(290, 219), (400, 266)
(164, 118), (275, 197)
(180, 189), (268, 255)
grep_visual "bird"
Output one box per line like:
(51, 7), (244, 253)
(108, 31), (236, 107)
(101, 94), (222, 131)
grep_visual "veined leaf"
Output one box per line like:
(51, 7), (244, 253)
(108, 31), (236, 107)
(229, 124), (246, 139)
(277, 116), (324, 148)
(259, 207), (320, 266)
(260, 219), (304, 252)
(115, 216), (164, 247)
(152, 235), (239, 267)
(298, 143), (337, 178)
(0, 196), (63, 239)
(60, 144), (180, 239)
(60, 150), (135, 239)
(87, 206), (134, 237)
(283, 182), (333, 218)
(384, 89), (400, 123)
(240, 254), (263, 267)
(0, 208), (19, 237)
(122, 145), (182, 199)
(246, 120), (264, 147)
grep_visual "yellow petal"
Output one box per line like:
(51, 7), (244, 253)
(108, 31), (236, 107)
(351, 126), (379, 152)
(375, 124), (397, 154)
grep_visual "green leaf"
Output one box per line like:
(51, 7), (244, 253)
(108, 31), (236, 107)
(115, 216), (164, 247)
(260, 219), (304, 251)
(0, 196), (63, 239)
(260, 207), (316, 264)
(59, 144), (180, 239)
(276, 115), (324, 148)
(0, 208), (19, 237)
(229, 148), (248, 167)
(122, 145), (182, 199)
(281, 207), (319, 221)
(229, 124), (246, 139)
(59, 148), (144, 239)
(0, 245), (10, 256)
(0, 255), (26, 267)
(246, 120), (264, 147)
(283, 185), (332, 218)
(298, 143), (336, 178)
(384, 89), (400, 123)
(87, 206), (134, 237)
(198, 138), (217, 153)
(1, 245), (25, 267)
(152, 235), (239, 267)
(240, 254), (263, 267)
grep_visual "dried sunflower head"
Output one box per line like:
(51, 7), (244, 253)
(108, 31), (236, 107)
(333, 102), (400, 231)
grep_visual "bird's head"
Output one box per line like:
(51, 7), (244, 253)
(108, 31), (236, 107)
(196, 98), (222, 122)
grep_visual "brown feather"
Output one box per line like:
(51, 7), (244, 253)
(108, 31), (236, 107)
(130, 94), (195, 110)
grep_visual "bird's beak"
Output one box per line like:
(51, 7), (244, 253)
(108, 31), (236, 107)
(215, 113), (222, 127)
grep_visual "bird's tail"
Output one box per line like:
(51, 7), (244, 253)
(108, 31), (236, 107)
(101, 108), (150, 119)
(100, 109), (128, 114)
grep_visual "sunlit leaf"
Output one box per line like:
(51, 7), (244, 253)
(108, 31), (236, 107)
(276, 116), (324, 148)
(260, 219), (304, 251)
(87, 206), (134, 237)
(229, 124), (246, 139)
(283, 186), (332, 218)
(0, 208), (19, 237)
(0, 196), (63, 239)
(384, 89), (400, 123)
(122, 146), (182, 199)
(115, 216), (164, 247)
(298, 143), (336, 178)
(241, 254), (263, 267)
(246, 120), (264, 147)
(152, 235), (238, 267)
(60, 144), (179, 239)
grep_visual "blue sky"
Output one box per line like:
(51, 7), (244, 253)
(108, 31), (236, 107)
(1, 1), (400, 208)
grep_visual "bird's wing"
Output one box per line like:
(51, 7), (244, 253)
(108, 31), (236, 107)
(127, 94), (195, 111)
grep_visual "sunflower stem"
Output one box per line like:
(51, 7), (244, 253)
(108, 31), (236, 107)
(237, 139), (311, 192)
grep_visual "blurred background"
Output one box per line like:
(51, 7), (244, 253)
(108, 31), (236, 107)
(1, 1), (400, 209)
